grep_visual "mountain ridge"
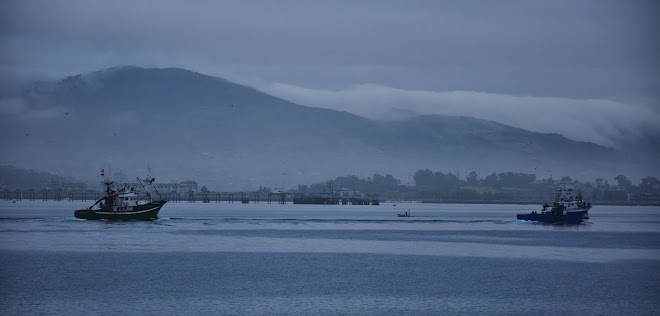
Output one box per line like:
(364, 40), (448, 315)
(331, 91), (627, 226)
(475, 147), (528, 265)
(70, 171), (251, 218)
(2, 66), (646, 190)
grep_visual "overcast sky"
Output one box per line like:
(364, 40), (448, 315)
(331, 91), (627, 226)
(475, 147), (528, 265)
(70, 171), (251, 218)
(1, 0), (658, 148)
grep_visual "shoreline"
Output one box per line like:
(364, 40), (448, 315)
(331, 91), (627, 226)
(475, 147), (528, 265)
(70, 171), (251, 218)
(418, 200), (660, 207)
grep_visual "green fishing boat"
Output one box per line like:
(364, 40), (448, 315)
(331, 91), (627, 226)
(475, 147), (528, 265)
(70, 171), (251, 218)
(75, 172), (167, 220)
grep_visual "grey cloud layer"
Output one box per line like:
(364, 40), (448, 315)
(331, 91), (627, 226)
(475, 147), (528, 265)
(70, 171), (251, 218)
(4, 1), (656, 76)
(259, 82), (660, 148)
(2, 0), (658, 148)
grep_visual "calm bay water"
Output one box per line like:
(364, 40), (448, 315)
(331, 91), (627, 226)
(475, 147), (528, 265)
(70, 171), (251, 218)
(1, 201), (658, 315)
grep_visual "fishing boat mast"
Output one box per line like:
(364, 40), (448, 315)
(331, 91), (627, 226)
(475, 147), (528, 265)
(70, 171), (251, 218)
(136, 167), (163, 202)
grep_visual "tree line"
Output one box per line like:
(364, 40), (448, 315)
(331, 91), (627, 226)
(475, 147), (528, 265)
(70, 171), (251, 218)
(292, 169), (660, 203)
(2, 164), (659, 204)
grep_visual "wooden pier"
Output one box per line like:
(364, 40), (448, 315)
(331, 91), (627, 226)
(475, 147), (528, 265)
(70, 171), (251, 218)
(2, 190), (380, 205)
(293, 196), (379, 205)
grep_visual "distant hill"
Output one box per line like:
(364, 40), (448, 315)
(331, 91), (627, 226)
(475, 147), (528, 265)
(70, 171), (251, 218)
(0, 165), (70, 190)
(0, 66), (646, 190)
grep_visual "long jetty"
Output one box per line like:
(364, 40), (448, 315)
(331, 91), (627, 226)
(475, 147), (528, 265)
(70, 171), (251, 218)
(1, 190), (380, 205)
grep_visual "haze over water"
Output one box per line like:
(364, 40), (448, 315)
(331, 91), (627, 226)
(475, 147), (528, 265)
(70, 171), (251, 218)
(1, 201), (658, 315)
(2, 1), (658, 315)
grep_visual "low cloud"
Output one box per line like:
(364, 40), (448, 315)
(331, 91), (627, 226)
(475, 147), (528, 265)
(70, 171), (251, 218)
(261, 83), (660, 149)
(110, 110), (137, 125)
(0, 97), (71, 120)
(23, 106), (70, 120)
(0, 98), (28, 116)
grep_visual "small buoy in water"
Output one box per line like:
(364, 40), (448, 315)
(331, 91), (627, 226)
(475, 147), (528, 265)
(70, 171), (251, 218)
(393, 204), (396, 206)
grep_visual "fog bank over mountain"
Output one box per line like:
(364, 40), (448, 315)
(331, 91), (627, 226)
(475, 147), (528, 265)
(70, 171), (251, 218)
(0, 67), (656, 190)
(260, 82), (660, 150)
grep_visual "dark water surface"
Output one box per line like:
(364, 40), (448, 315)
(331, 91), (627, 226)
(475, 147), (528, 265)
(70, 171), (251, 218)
(1, 201), (658, 315)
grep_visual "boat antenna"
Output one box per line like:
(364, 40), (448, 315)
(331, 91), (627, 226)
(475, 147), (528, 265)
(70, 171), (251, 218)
(100, 168), (114, 194)
(136, 177), (151, 202)
(137, 166), (163, 201)
(152, 181), (163, 201)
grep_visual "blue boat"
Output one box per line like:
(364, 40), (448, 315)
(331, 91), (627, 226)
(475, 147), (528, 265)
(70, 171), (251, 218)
(517, 183), (592, 224)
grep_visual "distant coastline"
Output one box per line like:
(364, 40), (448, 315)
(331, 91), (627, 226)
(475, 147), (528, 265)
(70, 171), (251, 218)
(418, 200), (660, 207)
(2, 166), (659, 207)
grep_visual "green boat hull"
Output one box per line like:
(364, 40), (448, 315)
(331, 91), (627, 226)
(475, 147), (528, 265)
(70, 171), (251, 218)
(74, 201), (167, 220)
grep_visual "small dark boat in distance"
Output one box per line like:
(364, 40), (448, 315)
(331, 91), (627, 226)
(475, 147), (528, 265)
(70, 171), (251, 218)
(75, 172), (167, 220)
(517, 183), (591, 224)
(397, 209), (411, 217)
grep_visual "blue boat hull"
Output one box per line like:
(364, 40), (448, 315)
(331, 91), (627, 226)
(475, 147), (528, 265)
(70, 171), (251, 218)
(517, 209), (589, 224)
